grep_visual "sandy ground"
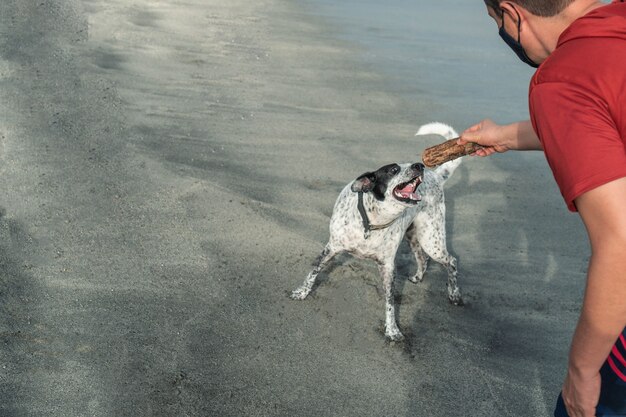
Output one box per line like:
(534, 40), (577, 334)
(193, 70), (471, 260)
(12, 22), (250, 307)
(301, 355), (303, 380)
(0, 0), (592, 416)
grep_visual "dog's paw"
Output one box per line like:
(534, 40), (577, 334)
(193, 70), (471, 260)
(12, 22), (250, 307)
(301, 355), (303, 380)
(290, 288), (310, 301)
(408, 273), (424, 284)
(409, 262), (428, 283)
(447, 291), (464, 306)
(385, 329), (405, 342)
(450, 297), (464, 306)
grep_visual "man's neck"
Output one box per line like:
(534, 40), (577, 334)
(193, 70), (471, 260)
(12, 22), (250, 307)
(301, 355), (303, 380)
(532, 0), (604, 57)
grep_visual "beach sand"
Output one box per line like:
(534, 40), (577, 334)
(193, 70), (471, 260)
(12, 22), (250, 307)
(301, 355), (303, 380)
(0, 0), (591, 415)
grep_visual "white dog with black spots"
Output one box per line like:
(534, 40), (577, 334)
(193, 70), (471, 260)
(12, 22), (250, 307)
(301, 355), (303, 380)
(291, 122), (464, 341)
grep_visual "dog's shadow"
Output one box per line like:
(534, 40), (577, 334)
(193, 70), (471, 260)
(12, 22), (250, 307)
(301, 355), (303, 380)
(292, 242), (447, 344)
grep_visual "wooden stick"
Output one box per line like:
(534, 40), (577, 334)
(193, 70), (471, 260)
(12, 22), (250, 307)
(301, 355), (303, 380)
(421, 138), (482, 167)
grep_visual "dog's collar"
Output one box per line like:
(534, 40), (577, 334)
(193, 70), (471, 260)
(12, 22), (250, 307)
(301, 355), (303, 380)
(357, 191), (397, 239)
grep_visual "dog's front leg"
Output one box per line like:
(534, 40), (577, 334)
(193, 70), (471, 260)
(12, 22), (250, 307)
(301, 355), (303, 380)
(378, 261), (404, 341)
(291, 244), (337, 300)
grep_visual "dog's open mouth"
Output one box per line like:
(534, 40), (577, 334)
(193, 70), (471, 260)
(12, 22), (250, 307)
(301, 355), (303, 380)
(393, 176), (422, 204)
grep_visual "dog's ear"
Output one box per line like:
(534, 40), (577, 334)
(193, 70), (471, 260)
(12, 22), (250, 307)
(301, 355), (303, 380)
(351, 172), (376, 193)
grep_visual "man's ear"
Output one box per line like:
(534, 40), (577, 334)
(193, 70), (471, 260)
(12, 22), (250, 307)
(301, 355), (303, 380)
(351, 172), (376, 193)
(500, 1), (524, 24)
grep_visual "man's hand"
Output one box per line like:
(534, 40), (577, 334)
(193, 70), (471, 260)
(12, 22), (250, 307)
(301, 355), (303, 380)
(562, 369), (601, 417)
(458, 119), (511, 156)
(458, 119), (542, 155)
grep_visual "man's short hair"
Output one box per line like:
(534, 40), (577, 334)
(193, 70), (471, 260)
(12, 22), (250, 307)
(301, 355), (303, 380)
(484, 0), (576, 17)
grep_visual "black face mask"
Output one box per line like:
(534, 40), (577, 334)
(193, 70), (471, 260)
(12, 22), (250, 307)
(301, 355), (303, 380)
(498, 8), (539, 68)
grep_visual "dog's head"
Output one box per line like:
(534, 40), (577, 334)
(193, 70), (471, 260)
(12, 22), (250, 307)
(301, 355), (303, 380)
(350, 162), (424, 206)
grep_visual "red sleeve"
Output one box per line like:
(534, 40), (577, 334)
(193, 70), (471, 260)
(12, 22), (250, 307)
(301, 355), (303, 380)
(530, 81), (626, 212)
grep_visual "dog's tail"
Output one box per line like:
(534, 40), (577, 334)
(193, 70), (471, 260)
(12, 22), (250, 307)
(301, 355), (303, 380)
(415, 122), (462, 182)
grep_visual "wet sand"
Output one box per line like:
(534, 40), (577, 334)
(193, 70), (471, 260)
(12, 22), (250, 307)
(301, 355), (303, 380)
(0, 0), (590, 416)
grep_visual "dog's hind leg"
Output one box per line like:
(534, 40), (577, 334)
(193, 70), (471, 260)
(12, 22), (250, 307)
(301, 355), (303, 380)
(420, 239), (463, 305)
(441, 256), (463, 306)
(413, 217), (463, 306)
(405, 223), (429, 283)
(378, 261), (404, 341)
(291, 244), (338, 300)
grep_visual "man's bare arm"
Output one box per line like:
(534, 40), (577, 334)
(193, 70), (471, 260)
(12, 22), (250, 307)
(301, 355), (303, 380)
(458, 119), (543, 156)
(563, 176), (626, 416)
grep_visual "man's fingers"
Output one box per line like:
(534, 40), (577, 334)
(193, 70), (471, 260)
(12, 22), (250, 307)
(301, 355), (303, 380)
(474, 147), (497, 157)
(458, 133), (479, 145)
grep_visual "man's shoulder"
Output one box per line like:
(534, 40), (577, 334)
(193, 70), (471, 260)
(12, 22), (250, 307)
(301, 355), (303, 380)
(532, 36), (626, 89)
(532, 1), (626, 87)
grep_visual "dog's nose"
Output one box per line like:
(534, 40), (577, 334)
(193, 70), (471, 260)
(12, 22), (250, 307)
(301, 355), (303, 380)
(411, 162), (425, 172)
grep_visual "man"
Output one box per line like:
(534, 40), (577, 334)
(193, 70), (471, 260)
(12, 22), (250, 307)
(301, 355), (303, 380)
(457, 0), (626, 416)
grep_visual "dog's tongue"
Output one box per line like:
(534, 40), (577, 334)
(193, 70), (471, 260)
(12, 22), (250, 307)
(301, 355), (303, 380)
(397, 183), (414, 193)
(401, 191), (421, 200)
(397, 183), (421, 201)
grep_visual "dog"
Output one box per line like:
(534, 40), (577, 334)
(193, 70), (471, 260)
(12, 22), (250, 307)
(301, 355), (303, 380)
(291, 122), (463, 341)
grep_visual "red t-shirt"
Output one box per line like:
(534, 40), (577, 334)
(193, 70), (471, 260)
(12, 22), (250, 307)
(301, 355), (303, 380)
(529, 0), (626, 212)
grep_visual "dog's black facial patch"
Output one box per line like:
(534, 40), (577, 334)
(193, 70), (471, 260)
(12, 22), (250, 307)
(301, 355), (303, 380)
(351, 163), (401, 201)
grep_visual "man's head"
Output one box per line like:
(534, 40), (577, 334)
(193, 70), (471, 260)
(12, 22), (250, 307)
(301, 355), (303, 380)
(483, 0), (598, 67)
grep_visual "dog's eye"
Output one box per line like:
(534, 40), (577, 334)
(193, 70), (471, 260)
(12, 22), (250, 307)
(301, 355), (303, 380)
(390, 166), (399, 174)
